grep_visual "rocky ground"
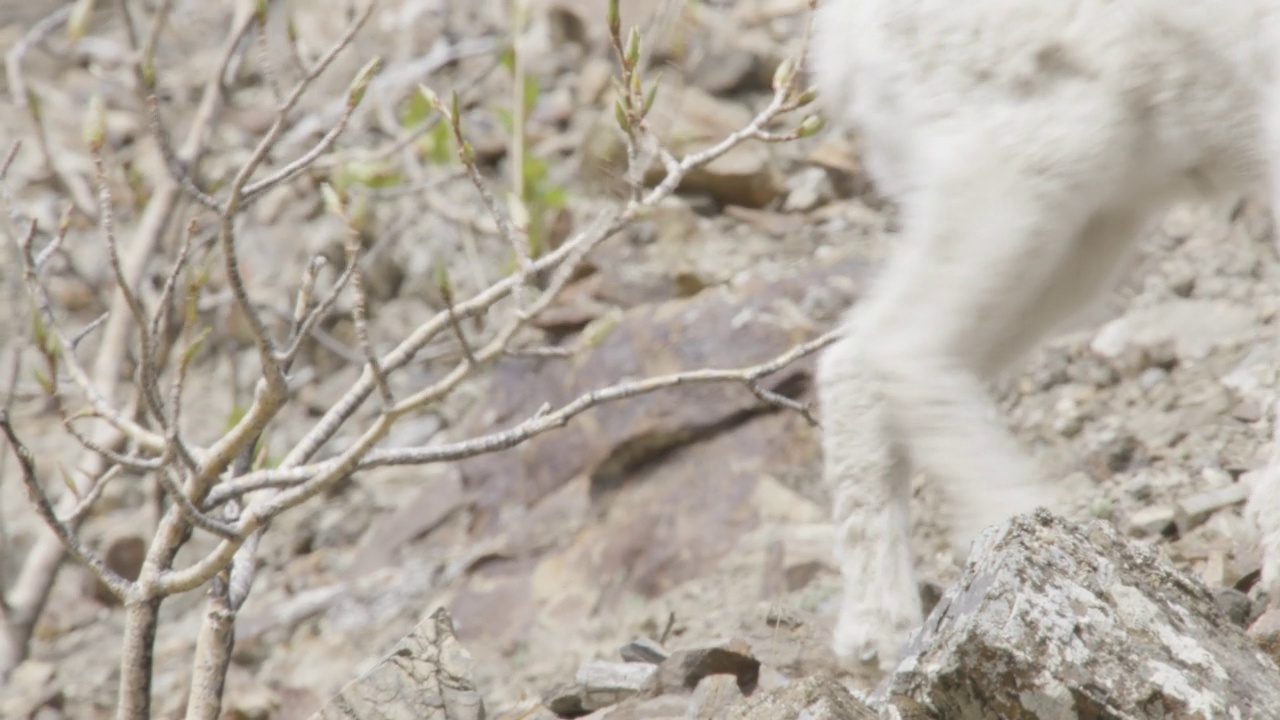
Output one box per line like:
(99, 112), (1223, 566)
(2, 0), (1280, 718)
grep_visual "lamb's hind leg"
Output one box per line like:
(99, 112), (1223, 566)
(820, 116), (1129, 670)
(872, 146), (1112, 556)
(1246, 144), (1280, 609)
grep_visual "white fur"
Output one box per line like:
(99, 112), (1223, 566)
(809, 0), (1280, 670)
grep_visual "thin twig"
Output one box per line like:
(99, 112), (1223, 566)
(59, 465), (122, 525)
(205, 329), (836, 504)
(4, 6), (93, 217)
(0, 411), (134, 602)
(17, 233), (168, 453)
(343, 223), (393, 407)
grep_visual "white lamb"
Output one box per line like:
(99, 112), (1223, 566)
(808, 0), (1280, 671)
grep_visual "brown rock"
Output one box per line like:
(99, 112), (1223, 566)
(457, 256), (866, 529)
(585, 86), (785, 207)
(446, 259), (864, 659)
(727, 676), (878, 719)
(646, 638), (760, 696)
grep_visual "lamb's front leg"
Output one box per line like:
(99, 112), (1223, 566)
(818, 330), (922, 672)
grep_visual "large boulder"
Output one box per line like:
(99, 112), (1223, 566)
(877, 510), (1280, 719)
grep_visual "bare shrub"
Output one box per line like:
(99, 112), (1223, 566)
(0, 0), (824, 716)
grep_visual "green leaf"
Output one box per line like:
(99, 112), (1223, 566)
(614, 99), (629, 132)
(797, 114), (825, 138)
(527, 221), (543, 260)
(499, 44), (516, 73)
(523, 153), (549, 189)
(523, 74), (540, 116)
(25, 89), (42, 125)
(344, 159), (403, 189)
(581, 308), (623, 347)
(182, 327), (211, 366)
(607, 0), (620, 41)
(495, 107), (514, 135)
(347, 56), (382, 108)
(641, 74), (662, 118)
(33, 368), (52, 395)
(419, 121), (452, 165)
(224, 404), (248, 432)
(83, 93), (106, 150)
(399, 90), (433, 128)
(433, 249), (452, 302)
(30, 308), (47, 352)
(625, 27), (641, 69)
(541, 184), (568, 210)
(772, 57), (796, 92)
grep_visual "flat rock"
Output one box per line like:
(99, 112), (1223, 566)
(877, 509), (1280, 719)
(575, 660), (659, 711)
(619, 637), (669, 664)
